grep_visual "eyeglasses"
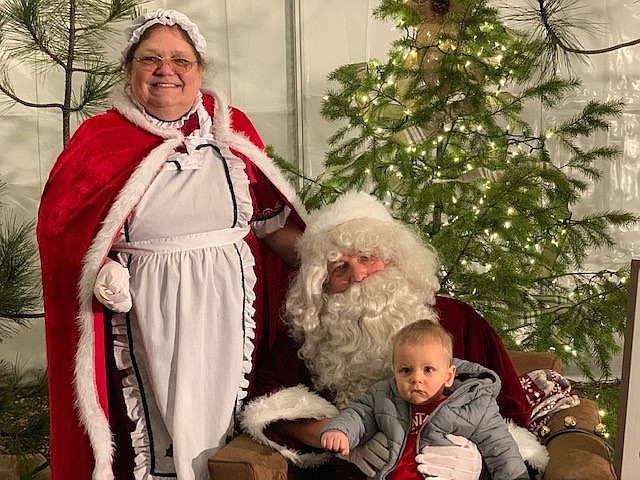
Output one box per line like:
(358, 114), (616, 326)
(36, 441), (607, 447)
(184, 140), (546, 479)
(134, 56), (198, 74)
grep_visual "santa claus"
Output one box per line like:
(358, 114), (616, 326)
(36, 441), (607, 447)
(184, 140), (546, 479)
(242, 191), (549, 479)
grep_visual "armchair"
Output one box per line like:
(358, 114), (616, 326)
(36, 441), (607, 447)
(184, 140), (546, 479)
(209, 350), (616, 480)
(507, 351), (615, 479)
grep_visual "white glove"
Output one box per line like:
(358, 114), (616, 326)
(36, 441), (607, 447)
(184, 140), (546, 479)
(94, 258), (132, 313)
(415, 434), (482, 480)
(340, 431), (390, 477)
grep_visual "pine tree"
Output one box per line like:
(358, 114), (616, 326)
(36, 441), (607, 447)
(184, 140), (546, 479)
(278, 0), (638, 377)
(0, 178), (50, 474)
(0, 0), (144, 470)
(0, 0), (143, 146)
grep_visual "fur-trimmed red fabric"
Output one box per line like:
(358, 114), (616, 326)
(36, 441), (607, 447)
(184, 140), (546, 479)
(249, 295), (531, 427)
(37, 90), (304, 480)
(435, 296), (532, 427)
(38, 107), (163, 480)
(243, 295), (533, 468)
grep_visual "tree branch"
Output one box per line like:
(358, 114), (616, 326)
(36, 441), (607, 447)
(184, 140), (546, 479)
(538, 0), (640, 56)
(0, 83), (63, 110)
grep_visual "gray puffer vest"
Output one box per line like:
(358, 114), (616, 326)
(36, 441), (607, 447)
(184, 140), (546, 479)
(322, 358), (529, 480)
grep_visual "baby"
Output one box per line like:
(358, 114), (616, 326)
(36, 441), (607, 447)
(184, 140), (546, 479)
(320, 320), (528, 480)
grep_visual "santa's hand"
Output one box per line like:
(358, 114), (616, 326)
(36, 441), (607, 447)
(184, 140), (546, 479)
(94, 259), (132, 313)
(340, 431), (389, 477)
(415, 434), (482, 480)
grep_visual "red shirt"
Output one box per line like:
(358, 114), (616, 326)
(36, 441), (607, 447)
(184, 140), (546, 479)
(387, 398), (446, 480)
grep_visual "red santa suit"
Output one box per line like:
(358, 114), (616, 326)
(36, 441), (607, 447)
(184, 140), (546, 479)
(241, 295), (539, 469)
(37, 88), (305, 480)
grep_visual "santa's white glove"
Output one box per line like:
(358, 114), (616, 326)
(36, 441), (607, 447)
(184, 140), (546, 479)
(340, 431), (389, 477)
(415, 434), (482, 480)
(93, 258), (132, 313)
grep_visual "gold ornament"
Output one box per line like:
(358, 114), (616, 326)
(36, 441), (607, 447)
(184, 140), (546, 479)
(538, 425), (551, 438)
(564, 415), (577, 428)
(594, 423), (608, 435)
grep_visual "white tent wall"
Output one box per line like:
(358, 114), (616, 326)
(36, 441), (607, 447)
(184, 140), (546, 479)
(0, 0), (639, 377)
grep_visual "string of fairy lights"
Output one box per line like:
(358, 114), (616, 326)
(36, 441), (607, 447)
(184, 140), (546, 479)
(317, 0), (631, 385)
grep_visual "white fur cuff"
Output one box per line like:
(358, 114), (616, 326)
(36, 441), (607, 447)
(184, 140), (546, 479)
(508, 421), (550, 472)
(240, 385), (339, 467)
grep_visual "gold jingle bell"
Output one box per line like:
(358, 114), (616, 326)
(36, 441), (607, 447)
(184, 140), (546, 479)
(594, 423), (608, 435)
(538, 425), (551, 438)
(564, 415), (577, 428)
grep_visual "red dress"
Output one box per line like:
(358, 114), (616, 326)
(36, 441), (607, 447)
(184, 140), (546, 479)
(37, 89), (305, 480)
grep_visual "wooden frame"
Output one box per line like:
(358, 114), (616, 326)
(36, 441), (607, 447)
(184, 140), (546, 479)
(614, 259), (640, 478)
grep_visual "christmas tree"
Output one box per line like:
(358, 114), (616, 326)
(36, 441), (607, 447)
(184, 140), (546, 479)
(278, 0), (637, 377)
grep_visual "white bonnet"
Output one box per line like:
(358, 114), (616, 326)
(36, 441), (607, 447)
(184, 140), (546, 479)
(304, 191), (395, 241)
(121, 9), (207, 63)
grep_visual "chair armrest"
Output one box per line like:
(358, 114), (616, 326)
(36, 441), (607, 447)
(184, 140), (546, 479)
(507, 350), (615, 479)
(508, 349), (563, 376)
(542, 399), (616, 480)
(208, 433), (289, 480)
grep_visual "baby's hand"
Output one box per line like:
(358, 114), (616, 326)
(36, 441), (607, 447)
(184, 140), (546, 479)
(321, 431), (350, 455)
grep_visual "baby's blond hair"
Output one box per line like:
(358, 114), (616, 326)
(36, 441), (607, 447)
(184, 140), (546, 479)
(393, 320), (454, 362)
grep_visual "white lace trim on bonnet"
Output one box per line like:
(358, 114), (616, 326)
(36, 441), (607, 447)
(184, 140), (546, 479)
(121, 9), (207, 63)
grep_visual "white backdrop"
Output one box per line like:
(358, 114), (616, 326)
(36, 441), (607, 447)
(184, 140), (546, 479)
(1, 0), (639, 376)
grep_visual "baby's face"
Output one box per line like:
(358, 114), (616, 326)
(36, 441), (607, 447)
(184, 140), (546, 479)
(392, 339), (456, 405)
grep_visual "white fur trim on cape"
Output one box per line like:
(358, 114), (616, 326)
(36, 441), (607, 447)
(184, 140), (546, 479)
(202, 88), (308, 221)
(508, 421), (549, 473)
(76, 134), (181, 480)
(111, 87), (308, 221)
(241, 385), (339, 467)
(75, 87), (305, 480)
(305, 191), (392, 240)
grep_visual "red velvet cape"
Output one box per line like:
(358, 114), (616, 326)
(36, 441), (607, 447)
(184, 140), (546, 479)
(37, 90), (305, 480)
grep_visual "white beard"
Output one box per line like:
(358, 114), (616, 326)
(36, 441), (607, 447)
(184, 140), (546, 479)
(296, 265), (439, 408)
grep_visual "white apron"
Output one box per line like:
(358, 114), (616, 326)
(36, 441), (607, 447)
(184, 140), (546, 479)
(110, 104), (259, 480)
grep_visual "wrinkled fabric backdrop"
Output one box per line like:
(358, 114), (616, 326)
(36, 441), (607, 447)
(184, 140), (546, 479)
(0, 0), (637, 378)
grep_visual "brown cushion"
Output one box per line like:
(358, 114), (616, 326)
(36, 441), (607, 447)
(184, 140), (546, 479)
(542, 400), (616, 480)
(208, 433), (289, 480)
(508, 350), (563, 376)
(544, 450), (616, 480)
